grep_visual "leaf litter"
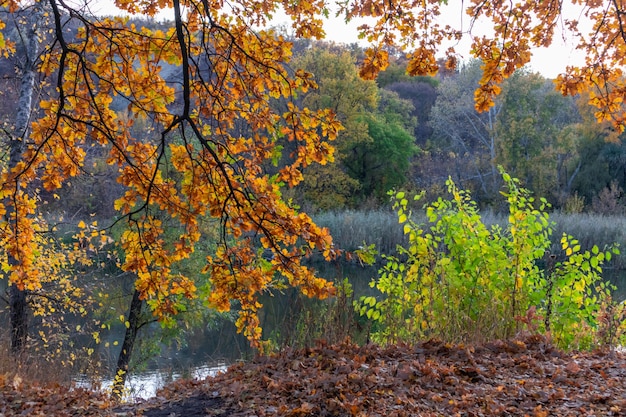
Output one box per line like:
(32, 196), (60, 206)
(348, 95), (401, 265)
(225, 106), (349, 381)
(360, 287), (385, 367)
(2, 334), (626, 416)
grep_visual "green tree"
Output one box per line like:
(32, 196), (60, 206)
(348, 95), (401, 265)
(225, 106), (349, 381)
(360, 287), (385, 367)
(290, 43), (416, 208)
(288, 43), (377, 209)
(293, 44), (416, 209)
(343, 110), (418, 202)
(569, 93), (626, 210)
(385, 80), (438, 143)
(429, 64), (582, 207)
(495, 70), (580, 204)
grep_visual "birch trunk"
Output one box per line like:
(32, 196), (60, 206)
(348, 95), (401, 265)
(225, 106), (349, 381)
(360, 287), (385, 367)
(6, 3), (43, 354)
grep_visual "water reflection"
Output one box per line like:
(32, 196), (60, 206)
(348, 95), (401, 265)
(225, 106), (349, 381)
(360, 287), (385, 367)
(77, 363), (228, 401)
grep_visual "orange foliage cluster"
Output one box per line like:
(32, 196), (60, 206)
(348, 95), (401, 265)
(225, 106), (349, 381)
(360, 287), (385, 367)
(2, 0), (626, 347)
(340, 0), (626, 125)
(1, 0), (343, 347)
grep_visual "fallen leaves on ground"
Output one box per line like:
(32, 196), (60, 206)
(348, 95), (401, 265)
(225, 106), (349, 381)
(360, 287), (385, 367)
(0, 372), (112, 416)
(2, 334), (626, 416)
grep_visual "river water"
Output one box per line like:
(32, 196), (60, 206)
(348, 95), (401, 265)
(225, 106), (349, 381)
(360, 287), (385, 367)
(77, 363), (228, 400)
(74, 262), (376, 400)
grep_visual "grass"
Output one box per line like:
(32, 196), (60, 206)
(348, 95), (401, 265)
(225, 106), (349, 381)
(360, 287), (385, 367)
(0, 331), (76, 386)
(314, 209), (626, 270)
(313, 209), (408, 255)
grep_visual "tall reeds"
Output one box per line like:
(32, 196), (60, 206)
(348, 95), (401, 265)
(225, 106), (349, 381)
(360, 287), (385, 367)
(314, 209), (626, 271)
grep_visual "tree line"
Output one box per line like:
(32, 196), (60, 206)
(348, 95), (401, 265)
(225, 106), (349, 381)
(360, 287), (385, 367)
(15, 37), (626, 217)
(280, 43), (626, 215)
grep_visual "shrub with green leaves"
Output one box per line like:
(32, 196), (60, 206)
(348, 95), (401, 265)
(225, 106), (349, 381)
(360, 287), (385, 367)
(357, 169), (622, 349)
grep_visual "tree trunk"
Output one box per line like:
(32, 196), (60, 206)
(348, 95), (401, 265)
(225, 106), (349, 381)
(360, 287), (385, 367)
(9, 285), (28, 353)
(111, 289), (144, 400)
(6, 3), (43, 355)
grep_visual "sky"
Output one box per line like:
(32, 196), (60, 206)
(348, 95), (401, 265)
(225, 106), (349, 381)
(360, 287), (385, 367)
(84, 0), (588, 79)
(310, 6), (588, 79)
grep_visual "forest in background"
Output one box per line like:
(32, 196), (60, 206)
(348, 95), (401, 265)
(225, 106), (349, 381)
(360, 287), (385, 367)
(2, 26), (624, 219)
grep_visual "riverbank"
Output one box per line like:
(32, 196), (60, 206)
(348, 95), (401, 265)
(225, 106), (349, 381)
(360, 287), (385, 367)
(2, 335), (626, 416)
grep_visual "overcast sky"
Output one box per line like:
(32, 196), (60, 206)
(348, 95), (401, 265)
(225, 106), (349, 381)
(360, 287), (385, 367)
(313, 4), (588, 79)
(84, 0), (587, 79)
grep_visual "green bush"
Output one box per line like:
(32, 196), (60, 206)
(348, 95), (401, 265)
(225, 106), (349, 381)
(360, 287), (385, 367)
(357, 169), (622, 349)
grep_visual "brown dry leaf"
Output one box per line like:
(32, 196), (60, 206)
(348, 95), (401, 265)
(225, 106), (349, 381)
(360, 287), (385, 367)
(566, 361), (581, 375)
(288, 401), (316, 416)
